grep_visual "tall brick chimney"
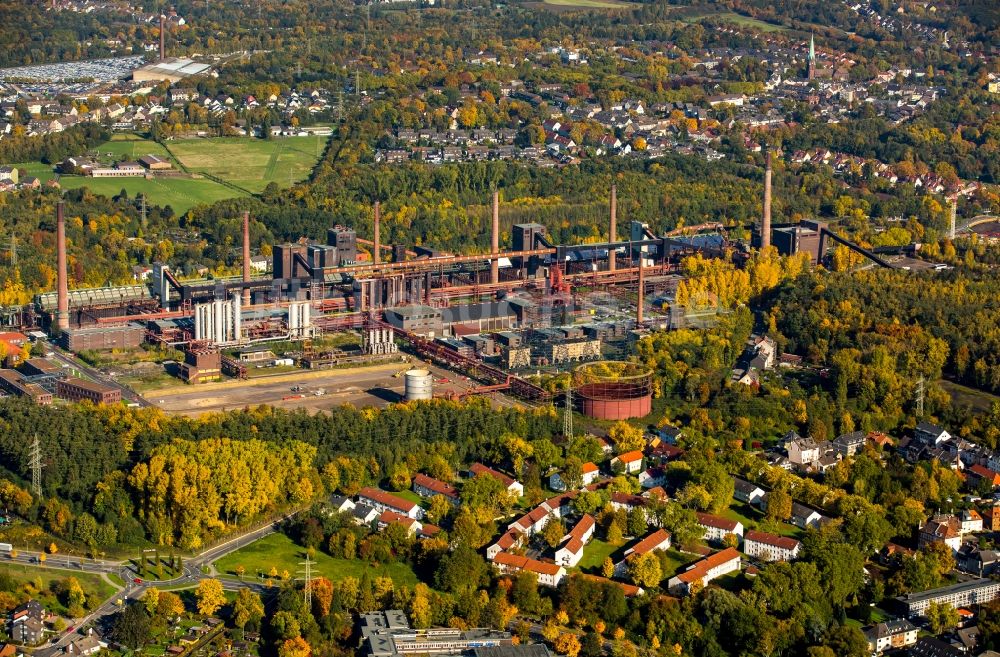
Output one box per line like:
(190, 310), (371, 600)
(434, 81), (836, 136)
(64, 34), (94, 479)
(762, 150), (772, 250)
(56, 202), (69, 332)
(159, 14), (166, 62)
(373, 201), (381, 265)
(242, 211), (251, 305)
(609, 183), (618, 272)
(490, 190), (500, 285)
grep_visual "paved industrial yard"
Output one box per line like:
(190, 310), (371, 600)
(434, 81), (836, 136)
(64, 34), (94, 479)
(145, 361), (504, 416)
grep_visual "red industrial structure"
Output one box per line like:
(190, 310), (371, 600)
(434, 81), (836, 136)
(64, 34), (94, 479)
(574, 361), (653, 420)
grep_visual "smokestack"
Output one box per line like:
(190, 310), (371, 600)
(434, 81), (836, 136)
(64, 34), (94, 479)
(373, 201), (381, 266)
(159, 14), (166, 62)
(609, 184), (617, 272)
(949, 197), (957, 241)
(56, 202), (69, 332)
(490, 190), (499, 285)
(762, 150), (772, 250)
(242, 211), (251, 305)
(636, 250), (644, 325)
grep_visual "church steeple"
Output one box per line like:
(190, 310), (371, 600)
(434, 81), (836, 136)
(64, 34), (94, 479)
(807, 33), (816, 80)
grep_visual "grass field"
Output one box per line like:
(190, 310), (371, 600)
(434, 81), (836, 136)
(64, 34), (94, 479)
(939, 379), (1000, 413)
(577, 539), (617, 573)
(169, 136), (326, 193)
(8, 132), (326, 214)
(541, 0), (636, 8)
(683, 11), (785, 32)
(213, 532), (419, 587)
(0, 565), (116, 615)
(96, 134), (173, 160)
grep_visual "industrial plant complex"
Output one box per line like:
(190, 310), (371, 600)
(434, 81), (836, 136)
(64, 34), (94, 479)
(0, 170), (911, 415)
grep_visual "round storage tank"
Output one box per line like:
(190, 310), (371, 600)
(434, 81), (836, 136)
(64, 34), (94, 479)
(404, 369), (434, 401)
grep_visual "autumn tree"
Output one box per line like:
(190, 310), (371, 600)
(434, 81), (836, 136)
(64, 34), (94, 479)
(232, 588), (264, 629)
(195, 579), (226, 617)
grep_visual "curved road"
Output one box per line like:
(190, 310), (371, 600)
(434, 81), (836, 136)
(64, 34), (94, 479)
(28, 513), (296, 657)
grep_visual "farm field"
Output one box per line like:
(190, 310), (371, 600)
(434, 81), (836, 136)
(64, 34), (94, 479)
(683, 11), (785, 32)
(59, 176), (243, 214)
(213, 532), (419, 587)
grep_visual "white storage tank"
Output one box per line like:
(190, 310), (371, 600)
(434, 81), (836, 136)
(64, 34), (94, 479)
(404, 369), (434, 401)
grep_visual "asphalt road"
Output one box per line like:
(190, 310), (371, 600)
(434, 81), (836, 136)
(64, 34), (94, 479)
(27, 512), (297, 657)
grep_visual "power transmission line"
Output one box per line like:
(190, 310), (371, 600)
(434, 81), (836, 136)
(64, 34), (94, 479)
(298, 554), (316, 609)
(563, 382), (573, 439)
(28, 434), (42, 497)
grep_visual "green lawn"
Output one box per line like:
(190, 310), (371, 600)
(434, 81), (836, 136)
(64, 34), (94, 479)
(939, 379), (1000, 414)
(660, 548), (699, 579)
(0, 564), (116, 615)
(576, 539), (617, 573)
(723, 502), (803, 539)
(168, 135), (326, 193)
(213, 532), (419, 587)
(57, 175), (243, 214)
(392, 490), (425, 507)
(541, 0), (636, 8)
(683, 11), (785, 32)
(95, 134), (174, 161)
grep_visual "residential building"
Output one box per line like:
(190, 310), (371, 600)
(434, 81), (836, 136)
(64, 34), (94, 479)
(862, 619), (918, 654)
(696, 512), (743, 543)
(957, 545), (1000, 577)
(733, 478), (766, 506)
(491, 552), (566, 587)
(787, 434), (824, 467)
(611, 450), (644, 474)
(412, 473), (459, 504)
(832, 431), (866, 457)
(330, 496), (356, 514)
(487, 530), (522, 561)
(554, 514), (595, 568)
(638, 467), (666, 489)
(789, 502), (824, 529)
(908, 637), (964, 657)
(667, 547), (742, 595)
(742, 530), (802, 562)
(966, 464), (1000, 491)
(914, 422), (951, 446)
(918, 515), (963, 552)
(358, 487), (424, 520)
(352, 503), (383, 526)
(64, 634), (106, 656)
(896, 578), (1000, 618)
(470, 464), (524, 497)
(613, 529), (672, 577)
(960, 509), (983, 534)
(10, 619), (43, 646)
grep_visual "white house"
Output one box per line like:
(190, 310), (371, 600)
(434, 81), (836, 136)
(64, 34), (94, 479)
(787, 434), (824, 467)
(491, 552), (565, 587)
(743, 530), (801, 562)
(733, 478), (766, 506)
(611, 450), (644, 474)
(554, 514), (596, 568)
(470, 463), (524, 497)
(862, 619), (918, 655)
(789, 502), (824, 529)
(357, 487), (424, 520)
(696, 512), (744, 544)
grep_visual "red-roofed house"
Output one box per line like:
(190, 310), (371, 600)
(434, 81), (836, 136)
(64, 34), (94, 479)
(377, 510), (421, 536)
(487, 529), (523, 560)
(412, 473), (460, 503)
(696, 512), (744, 543)
(743, 530), (801, 562)
(967, 465), (1000, 491)
(611, 450), (644, 474)
(581, 462), (600, 485)
(667, 547), (742, 595)
(492, 552), (566, 586)
(613, 529), (671, 577)
(470, 463), (524, 497)
(555, 514), (595, 567)
(358, 487), (424, 520)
